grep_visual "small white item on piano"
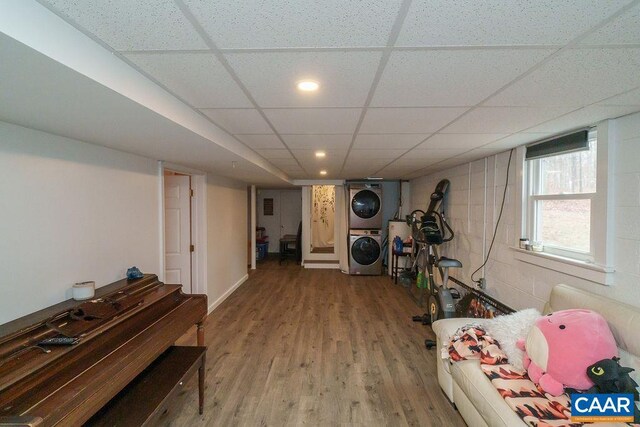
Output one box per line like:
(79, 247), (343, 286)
(73, 281), (95, 300)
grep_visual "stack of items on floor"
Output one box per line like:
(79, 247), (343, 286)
(433, 284), (640, 427)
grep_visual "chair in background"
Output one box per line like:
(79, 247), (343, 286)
(279, 221), (302, 265)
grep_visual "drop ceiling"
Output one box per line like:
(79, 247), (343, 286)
(3, 0), (640, 183)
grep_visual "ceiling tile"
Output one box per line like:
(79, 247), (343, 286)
(293, 150), (348, 175)
(396, 0), (630, 47)
(483, 133), (553, 151)
(384, 157), (441, 171)
(375, 169), (407, 179)
(281, 134), (352, 150)
(342, 168), (387, 180)
(182, 0), (402, 48)
(419, 157), (469, 172)
(344, 158), (389, 169)
(125, 53), (251, 108)
(234, 134), (285, 149)
(372, 50), (553, 107)
(580, 3), (640, 45)
(201, 109), (273, 134)
(282, 170), (308, 179)
(255, 149), (293, 159)
(277, 164), (307, 178)
(269, 158), (300, 167)
(417, 133), (508, 150)
(454, 148), (504, 160)
(291, 149), (348, 163)
(598, 88), (640, 105)
(485, 48), (640, 107)
(353, 134), (428, 149)
(225, 51), (382, 108)
(441, 106), (574, 133)
(407, 149), (470, 160)
(263, 108), (361, 134)
(279, 165), (305, 172)
(360, 108), (468, 133)
(348, 149), (407, 160)
(300, 157), (344, 177)
(44, 0), (207, 50)
(526, 105), (640, 133)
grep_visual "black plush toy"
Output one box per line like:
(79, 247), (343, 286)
(586, 357), (639, 422)
(587, 357), (639, 398)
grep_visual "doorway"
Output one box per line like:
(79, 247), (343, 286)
(311, 185), (335, 254)
(163, 170), (193, 292)
(257, 189), (302, 255)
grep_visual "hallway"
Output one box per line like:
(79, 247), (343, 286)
(170, 260), (464, 426)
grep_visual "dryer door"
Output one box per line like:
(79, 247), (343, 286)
(351, 189), (381, 219)
(351, 236), (381, 266)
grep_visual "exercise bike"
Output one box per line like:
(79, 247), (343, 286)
(406, 179), (462, 330)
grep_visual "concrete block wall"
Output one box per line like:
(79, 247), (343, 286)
(410, 112), (640, 311)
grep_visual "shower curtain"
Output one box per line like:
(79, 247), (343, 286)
(311, 185), (335, 248)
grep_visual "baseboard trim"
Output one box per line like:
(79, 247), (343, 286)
(304, 259), (339, 264)
(207, 273), (249, 314)
(304, 263), (340, 269)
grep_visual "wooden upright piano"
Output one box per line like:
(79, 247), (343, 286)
(0, 274), (207, 426)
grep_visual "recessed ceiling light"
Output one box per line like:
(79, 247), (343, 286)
(297, 80), (319, 92)
(320, 170), (327, 175)
(315, 151), (326, 158)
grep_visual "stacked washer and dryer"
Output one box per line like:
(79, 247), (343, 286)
(348, 185), (383, 275)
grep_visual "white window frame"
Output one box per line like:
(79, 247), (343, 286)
(525, 131), (596, 263)
(514, 120), (615, 285)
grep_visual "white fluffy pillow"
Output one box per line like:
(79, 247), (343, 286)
(481, 308), (541, 370)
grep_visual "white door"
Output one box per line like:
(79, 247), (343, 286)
(164, 175), (191, 291)
(280, 190), (302, 237)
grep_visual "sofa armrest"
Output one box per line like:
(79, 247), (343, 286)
(432, 317), (478, 343)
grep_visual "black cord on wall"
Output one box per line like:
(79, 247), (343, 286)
(470, 149), (514, 285)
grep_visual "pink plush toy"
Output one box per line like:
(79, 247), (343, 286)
(516, 309), (618, 396)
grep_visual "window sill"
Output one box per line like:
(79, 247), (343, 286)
(510, 247), (614, 285)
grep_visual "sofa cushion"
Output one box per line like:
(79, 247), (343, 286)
(450, 359), (525, 427)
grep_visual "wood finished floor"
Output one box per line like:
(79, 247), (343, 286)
(167, 259), (465, 426)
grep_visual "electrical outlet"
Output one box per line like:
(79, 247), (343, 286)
(478, 278), (487, 289)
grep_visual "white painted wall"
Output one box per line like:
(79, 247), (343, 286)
(0, 120), (252, 324)
(410, 112), (640, 311)
(0, 121), (160, 324)
(205, 174), (248, 312)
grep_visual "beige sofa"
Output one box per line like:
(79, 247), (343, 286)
(432, 284), (640, 427)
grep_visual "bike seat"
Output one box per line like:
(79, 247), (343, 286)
(437, 257), (462, 268)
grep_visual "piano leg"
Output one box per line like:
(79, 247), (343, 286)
(198, 352), (206, 415)
(197, 321), (205, 346)
(196, 319), (205, 414)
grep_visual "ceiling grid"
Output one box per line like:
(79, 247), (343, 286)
(22, 0), (640, 182)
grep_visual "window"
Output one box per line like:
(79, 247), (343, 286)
(525, 129), (597, 262)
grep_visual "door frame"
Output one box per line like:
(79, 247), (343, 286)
(302, 185), (344, 262)
(159, 161), (207, 296)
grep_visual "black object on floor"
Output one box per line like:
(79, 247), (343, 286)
(412, 314), (431, 325)
(425, 339), (436, 350)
